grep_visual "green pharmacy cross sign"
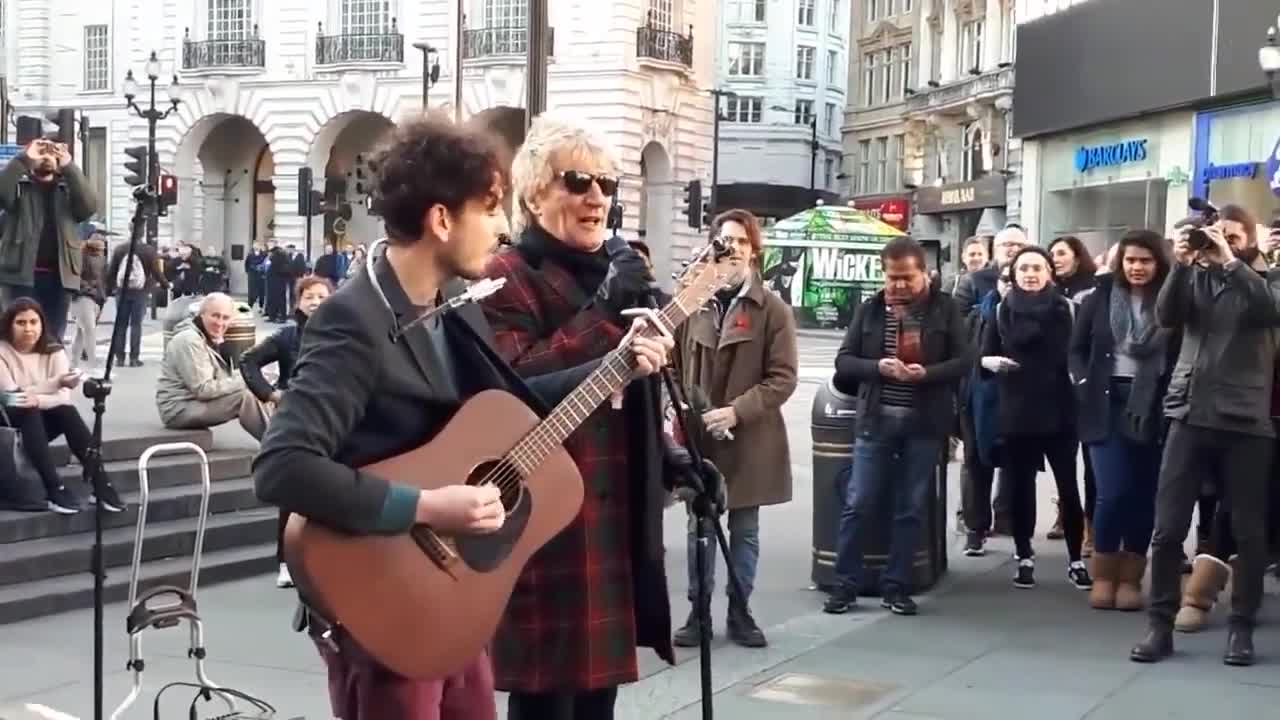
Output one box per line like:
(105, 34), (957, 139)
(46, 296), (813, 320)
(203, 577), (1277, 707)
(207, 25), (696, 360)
(761, 203), (906, 329)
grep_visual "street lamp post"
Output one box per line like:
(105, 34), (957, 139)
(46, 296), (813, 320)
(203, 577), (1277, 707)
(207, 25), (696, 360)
(709, 89), (736, 215)
(123, 50), (180, 242)
(1261, 21), (1280, 98)
(413, 42), (440, 109)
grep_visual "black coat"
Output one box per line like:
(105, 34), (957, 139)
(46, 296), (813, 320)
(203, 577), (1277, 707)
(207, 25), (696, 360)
(1068, 275), (1181, 445)
(240, 308), (307, 402)
(834, 289), (974, 437)
(981, 292), (1077, 439)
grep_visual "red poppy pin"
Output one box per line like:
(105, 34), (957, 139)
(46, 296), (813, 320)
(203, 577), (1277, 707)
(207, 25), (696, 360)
(734, 314), (750, 331)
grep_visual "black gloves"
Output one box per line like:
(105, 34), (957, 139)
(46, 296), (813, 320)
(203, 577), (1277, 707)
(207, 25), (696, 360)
(665, 444), (727, 514)
(595, 247), (653, 319)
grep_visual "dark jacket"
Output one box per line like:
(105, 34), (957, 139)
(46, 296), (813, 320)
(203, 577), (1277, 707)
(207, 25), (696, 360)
(240, 308), (307, 403)
(0, 157), (98, 290)
(834, 288), (973, 437)
(1068, 274), (1181, 445)
(77, 239), (108, 304)
(954, 264), (999, 326)
(1158, 260), (1280, 438)
(106, 241), (164, 295)
(981, 291), (1076, 439)
(253, 255), (596, 538)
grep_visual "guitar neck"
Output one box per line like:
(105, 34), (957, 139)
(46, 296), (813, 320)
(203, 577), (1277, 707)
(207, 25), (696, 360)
(506, 299), (688, 475)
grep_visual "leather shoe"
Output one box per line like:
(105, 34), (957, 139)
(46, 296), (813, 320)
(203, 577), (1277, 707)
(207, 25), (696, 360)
(1224, 626), (1255, 667)
(1129, 625), (1173, 663)
(727, 602), (768, 648)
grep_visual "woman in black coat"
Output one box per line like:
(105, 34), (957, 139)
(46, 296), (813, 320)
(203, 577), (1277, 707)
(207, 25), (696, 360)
(1068, 230), (1176, 612)
(239, 276), (333, 588)
(981, 245), (1091, 592)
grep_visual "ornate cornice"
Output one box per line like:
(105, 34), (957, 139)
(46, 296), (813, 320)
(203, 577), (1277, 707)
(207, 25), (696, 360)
(954, 0), (987, 24)
(858, 20), (914, 51)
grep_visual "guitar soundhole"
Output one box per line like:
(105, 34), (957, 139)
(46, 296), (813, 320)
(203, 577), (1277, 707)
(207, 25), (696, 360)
(453, 459), (531, 573)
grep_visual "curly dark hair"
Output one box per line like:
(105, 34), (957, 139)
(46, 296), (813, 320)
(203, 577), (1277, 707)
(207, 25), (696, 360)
(369, 113), (510, 245)
(0, 297), (62, 354)
(709, 209), (764, 268)
(1110, 229), (1170, 290)
(1048, 235), (1097, 278)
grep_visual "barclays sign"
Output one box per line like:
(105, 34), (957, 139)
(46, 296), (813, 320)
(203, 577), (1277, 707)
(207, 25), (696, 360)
(1074, 138), (1149, 173)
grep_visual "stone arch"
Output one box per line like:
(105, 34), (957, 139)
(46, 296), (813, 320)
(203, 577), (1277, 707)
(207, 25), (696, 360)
(639, 141), (674, 286)
(305, 110), (397, 252)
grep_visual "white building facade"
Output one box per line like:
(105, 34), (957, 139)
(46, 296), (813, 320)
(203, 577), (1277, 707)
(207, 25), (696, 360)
(712, 0), (847, 220)
(5, 0), (717, 294)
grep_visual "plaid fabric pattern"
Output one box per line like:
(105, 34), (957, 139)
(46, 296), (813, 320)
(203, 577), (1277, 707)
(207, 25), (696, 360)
(481, 247), (642, 692)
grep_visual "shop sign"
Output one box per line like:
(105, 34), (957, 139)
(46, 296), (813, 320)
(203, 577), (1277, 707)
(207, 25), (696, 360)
(1073, 138), (1148, 173)
(850, 197), (911, 230)
(1268, 136), (1280, 198)
(1200, 162), (1258, 184)
(762, 244), (884, 328)
(914, 175), (1007, 214)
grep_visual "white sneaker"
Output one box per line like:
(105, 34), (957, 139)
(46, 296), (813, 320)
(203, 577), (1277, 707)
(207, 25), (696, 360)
(276, 563), (294, 588)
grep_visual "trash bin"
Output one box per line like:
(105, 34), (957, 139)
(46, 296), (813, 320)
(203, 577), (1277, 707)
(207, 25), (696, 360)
(162, 294), (203, 351)
(222, 303), (257, 367)
(810, 378), (948, 595)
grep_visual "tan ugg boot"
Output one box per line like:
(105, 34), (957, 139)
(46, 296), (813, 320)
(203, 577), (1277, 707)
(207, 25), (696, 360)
(1114, 552), (1147, 611)
(1174, 554), (1230, 633)
(1089, 552), (1119, 609)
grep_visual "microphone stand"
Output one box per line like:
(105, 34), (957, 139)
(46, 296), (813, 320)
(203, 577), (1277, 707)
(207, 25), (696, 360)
(84, 185), (155, 720)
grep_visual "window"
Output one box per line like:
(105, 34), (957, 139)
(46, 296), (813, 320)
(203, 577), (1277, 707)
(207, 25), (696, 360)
(86, 127), (107, 220)
(725, 95), (763, 122)
(962, 122), (985, 181)
(899, 42), (913, 95)
(874, 137), (888, 193)
(824, 156), (835, 189)
(727, 0), (766, 23)
(879, 48), (893, 104)
(857, 139), (871, 195)
(929, 23), (942, 82)
(83, 25), (109, 91)
(892, 133), (905, 189)
(208, 0), (252, 39)
(827, 49), (838, 84)
(647, 0), (674, 31)
(727, 42), (765, 75)
(342, 0), (392, 33)
(794, 99), (814, 125)
(828, 0), (840, 32)
(824, 102), (837, 136)
(798, 0), (815, 26)
(901, 0), (912, 12)
(867, 0), (883, 24)
(485, 0), (527, 28)
(861, 52), (877, 106)
(959, 20), (984, 72)
(796, 46), (815, 80)
(1002, 6), (1016, 62)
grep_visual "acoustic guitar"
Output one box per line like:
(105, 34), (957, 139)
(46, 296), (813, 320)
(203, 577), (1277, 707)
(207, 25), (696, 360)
(282, 251), (741, 679)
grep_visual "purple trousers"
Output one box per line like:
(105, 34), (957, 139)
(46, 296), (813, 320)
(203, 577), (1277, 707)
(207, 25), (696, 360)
(316, 637), (497, 720)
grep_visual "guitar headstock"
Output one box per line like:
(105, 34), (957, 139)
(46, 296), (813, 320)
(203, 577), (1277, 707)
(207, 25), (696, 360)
(671, 250), (747, 314)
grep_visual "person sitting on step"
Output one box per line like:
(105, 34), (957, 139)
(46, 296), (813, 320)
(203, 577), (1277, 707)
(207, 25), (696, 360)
(155, 292), (261, 434)
(0, 297), (124, 514)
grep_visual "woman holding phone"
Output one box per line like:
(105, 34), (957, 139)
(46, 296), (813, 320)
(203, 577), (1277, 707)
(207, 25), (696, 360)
(981, 246), (1090, 591)
(0, 297), (123, 514)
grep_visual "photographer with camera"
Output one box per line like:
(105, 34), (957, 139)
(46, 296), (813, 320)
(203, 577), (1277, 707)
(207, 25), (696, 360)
(1130, 203), (1279, 667)
(0, 138), (98, 339)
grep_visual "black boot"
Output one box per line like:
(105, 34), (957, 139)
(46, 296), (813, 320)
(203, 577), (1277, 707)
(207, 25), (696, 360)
(1129, 624), (1173, 663)
(1224, 625), (1255, 667)
(727, 598), (767, 648)
(672, 607), (707, 648)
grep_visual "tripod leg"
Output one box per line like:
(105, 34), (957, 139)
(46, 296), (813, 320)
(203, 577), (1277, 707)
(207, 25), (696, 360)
(695, 514), (714, 720)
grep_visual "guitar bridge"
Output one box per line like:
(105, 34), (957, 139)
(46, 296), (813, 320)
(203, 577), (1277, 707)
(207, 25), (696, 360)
(410, 526), (460, 580)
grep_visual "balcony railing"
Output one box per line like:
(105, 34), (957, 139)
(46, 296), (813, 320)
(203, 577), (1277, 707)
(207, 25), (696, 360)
(905, 66), (1015, 114)
(316, 19), (405, 65)
(182, 26), (266, 70)
(462, 26), (555, 59)
(636, 23), (693, 68)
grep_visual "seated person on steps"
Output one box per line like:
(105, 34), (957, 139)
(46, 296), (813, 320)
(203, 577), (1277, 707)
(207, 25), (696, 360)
(155, 292), (263, 434)
(0, 297), (124, 514)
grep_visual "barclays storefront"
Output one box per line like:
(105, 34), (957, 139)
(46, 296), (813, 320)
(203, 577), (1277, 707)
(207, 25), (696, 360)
(1025, 113), (1195, 256)
(1192, 99), (1280, 225)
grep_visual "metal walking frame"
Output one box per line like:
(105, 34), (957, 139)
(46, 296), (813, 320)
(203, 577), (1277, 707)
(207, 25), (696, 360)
(110, 442), (235, 720)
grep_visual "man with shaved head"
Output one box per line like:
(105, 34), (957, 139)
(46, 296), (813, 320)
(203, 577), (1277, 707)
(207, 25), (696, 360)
(155, 292), (261, 433)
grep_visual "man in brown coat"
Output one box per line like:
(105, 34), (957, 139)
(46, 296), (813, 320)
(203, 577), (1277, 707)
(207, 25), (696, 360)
(671, 208), (798, 648)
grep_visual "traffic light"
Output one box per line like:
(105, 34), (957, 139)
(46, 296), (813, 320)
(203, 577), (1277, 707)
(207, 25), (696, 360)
(298, 167), (313, 216)
(308, 190), (324, 216)
(15, 117), (42, 146)
(158, 173), (177, 215)
(123, 145), (149, 187)
(682, 179), (702, 229)
(44, 109), (76, 154)
(702, 202), (713, 228)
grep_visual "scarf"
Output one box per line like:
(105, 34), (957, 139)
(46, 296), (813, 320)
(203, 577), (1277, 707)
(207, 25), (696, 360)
(1107, 282), (1171, 443)
(998, 286), (1071, 366)
(518, 223), (611, 297)
(887, 291), (928, 365)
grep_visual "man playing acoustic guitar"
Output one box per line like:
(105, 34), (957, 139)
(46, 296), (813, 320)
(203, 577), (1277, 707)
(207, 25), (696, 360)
(253, 115), (672, 720)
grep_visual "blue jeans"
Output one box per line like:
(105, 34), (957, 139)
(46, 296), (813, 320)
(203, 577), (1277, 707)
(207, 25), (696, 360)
(685, 506), (760, 604)
(834, 412), (941, 595)
(113, 289), (148, 361)
(1087, 379), (1161, 555)
(2, 271), (71, 341)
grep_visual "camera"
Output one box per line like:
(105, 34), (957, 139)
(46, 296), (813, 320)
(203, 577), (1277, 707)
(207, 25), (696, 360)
(1184, 197), (1219, 251)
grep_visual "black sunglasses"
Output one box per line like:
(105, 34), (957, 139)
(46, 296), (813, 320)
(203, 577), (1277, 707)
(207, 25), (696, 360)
(557, 170), (619, 197)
